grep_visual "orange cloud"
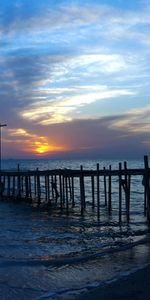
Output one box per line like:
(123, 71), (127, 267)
(6, 128), (67, 156)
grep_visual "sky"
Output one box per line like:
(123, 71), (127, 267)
(0, 0), (150, 159)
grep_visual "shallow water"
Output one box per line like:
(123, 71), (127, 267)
(0, 158), (150, 299)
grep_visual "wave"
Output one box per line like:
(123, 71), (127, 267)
(36, 261), (150, 300)
(0, 237), (150, 270)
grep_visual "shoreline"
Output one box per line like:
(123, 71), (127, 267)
(75, 263), (150, 300)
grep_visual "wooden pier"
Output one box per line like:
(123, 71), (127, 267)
(0, 155), (150, 224)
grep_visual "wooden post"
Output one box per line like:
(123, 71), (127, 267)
(17, 173), (21, 198)
(45, 175), (48, 202)
(68, 176), (72, 202)
(91, 175), (95, 208)
(108, 165), (112, 214)
(119, 162), (122, 222)
(21, 176), (23, 193)
(3, 175), (6, 195)
(126, 174), (131, 222)
(29, 176), (32, 200)
(144, 155), (150, 224)
(62, 175), (65, 204)
(37, 169), (41, 206)
(143, 156), (148, 216)
(34, 175), (37, 197)
(124, 161), (127, 182)
(124, 161), (131, 222)
(103, 167), (107, 206)
(55, 175), (58, 203)
(0, 175), (5, 197)
(71, 176), (75, 207)
(80, 165), (85, 215)
(7, 175), (10, 198)
(144, 178), (147, 216)
(25, 176), (29, 199)
(124, 161), (128, 218)
(17, 164), (21, 198)
(65, 175), (69, 213)
(21, 176), (24, 196)
(47, 175), (50, 206)
(51, 176), (54, 200)
(12, 176), (15, 197)
(82, 167), (86, 209)
(52, 175), (59, 202)
(59, 174), (63, 209)
(97, 163), (100, 219)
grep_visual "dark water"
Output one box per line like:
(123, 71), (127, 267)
(0, 158), (150, 300)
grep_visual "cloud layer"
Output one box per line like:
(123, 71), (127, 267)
(0, 0), (150, 158)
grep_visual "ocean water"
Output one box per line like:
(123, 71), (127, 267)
(0, 158), (150, 300)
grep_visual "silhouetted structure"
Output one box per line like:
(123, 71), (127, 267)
(0, 155), (150, 225)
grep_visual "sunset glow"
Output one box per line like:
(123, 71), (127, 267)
(34, 142), (66, 155)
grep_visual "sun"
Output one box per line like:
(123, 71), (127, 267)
(34, 141), (67, 155)
(35, 145), (50, 154)
(36, 145), (49, 154)
(35, 142), (50, 154)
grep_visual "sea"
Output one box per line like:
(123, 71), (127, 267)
(0, 158), (150, 300)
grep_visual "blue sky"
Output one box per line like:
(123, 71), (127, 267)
(0, 0), (150, 158)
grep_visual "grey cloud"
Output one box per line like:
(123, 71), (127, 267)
(0, 48), (76, 126)
(37, 116), (149, 158)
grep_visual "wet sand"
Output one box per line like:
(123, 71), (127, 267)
(75, 264), (150, 300)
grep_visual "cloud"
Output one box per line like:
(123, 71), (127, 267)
(20, 85), (135, 125)
(111, 105), (150, 134)
(0, 1), (111, 35)
(1, 45), (137, 127)
(0, 1), (149, 101)
(1, 0), (150, 54)
(5, 128), (66, 155)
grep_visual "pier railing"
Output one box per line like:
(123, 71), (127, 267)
(0, 155), (150, 224)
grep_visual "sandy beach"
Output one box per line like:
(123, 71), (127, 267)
(75, 264), (150, 300)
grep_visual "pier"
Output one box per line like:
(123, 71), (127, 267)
(0, 155), (150, 224)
